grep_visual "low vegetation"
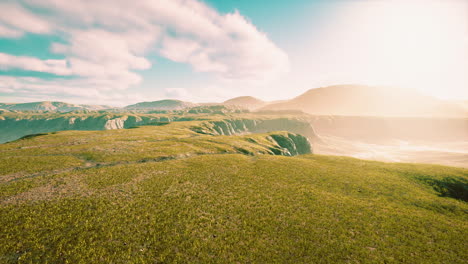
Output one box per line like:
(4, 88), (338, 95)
(0, 119), (466, 263)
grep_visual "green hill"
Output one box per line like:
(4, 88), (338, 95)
(0, 118), (467, 263)
(223, 96), (265, 110)
(124, 99), (195, 110)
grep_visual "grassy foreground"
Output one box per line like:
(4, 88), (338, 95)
(0, 122), (467, 263)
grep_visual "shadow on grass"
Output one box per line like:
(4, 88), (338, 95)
(417, 176), (468, 202)
(127, 122), (171, 129)
(15, 133), (49, 141)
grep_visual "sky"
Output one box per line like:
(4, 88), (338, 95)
(0, 0), (467, 106)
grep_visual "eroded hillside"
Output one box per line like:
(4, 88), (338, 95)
(0, 108), (317, 144)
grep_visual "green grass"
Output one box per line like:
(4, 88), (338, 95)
(0, 156), (83, 176)
(0, 120), (467, 263)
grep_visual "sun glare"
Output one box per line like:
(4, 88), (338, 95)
(318, 0), (468, 100)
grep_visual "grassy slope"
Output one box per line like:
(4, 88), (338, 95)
(0, 121), (467, 263)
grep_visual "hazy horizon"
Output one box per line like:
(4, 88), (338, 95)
(1, 84), (467, 110)
(1, 1), (468, 262)
(1, 0), (467, 106)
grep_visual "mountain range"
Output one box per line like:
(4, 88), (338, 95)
(0, 101), (111, 112)
(124, 99), (195, 110)
(1, 85), (466, 117)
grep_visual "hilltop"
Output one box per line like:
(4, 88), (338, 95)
(124, 99), (195, 110)
(223, 96), (265, 110)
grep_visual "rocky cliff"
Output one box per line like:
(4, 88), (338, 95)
(191, 118), (318, 154)
(0, 114), (178, 143)
(192, 118), (318, 139)
(0, 115), (320, 148)
(267, 133), (312, 156)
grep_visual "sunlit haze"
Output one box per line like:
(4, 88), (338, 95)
(0, 0), (467, 105)
(1, 1), (468, 260)
(317, 0), (468, 100)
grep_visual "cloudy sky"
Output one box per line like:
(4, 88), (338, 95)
(0, 0), (467, 106)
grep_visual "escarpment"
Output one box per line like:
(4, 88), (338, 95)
(192, 118), (319, 140)
(191, 118), (318, 154)
(0, 115), (177, 143)
(267, 133), (312, 156)
(0, 113), (319, 155)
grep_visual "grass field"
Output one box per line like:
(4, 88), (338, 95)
(0, 120), (467, 263)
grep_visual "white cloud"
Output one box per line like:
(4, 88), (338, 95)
(163, 84), (244, 103)
(160, 37), (202, 64)
(0, 2), (51, 36)
(0, 24), (22, 38)
(0, 53), (72, 75)
(0, 0), (288, 100)
(52, 29), (154, 70)
(164, 88), (191, 100)
(0, 76), (147, 106)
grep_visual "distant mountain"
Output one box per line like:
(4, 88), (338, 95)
(454, 100), (468, 111)
(125, 99), (195, 110)
(223, 96), (265, 110)
(0, 101), (111, 112)
(261, 85), (467, 117)
(79, 104), (113, 111)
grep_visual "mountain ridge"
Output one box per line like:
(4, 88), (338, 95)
(124, 99), (196, 110)
(260, 85), (467, 117)
(223, 96), (265, 110)
(0, 101), (111, 112)
(2, 85), (466, 116)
